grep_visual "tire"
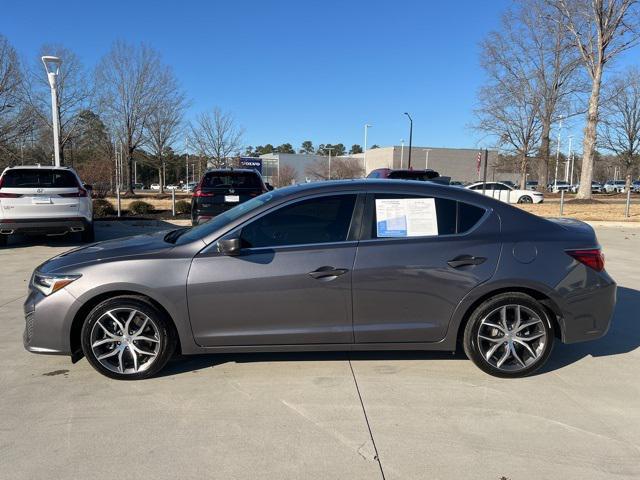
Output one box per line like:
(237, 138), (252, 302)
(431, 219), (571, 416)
(81, 222), (95, 243)
(463, 292), (554, 378)
(81, 295), (176, 380)
(517, 195), (533, 204)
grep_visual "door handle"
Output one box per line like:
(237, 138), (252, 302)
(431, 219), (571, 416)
(308, 266), (349, 280)
(447, 255), (487, 268)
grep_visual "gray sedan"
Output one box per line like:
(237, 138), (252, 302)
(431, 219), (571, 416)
(24, 180), (616, 380)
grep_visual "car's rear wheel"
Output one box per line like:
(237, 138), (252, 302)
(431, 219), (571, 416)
(518, 195), (533, 204)
(81, 296), (176, 380)
(463, 292), (554, 378)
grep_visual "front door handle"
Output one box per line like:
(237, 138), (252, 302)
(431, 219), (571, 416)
(447, 255), (487, 268)
(308, 266), (349, 280)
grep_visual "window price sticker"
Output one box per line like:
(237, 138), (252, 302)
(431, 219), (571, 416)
(375, 198), (439, 237)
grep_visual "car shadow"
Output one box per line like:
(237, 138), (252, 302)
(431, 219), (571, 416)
(1, 220), (181, 249)
(159, 286), (639, 378)
(541, 285), (640, 373)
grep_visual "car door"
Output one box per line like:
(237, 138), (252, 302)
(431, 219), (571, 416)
(187, 193), (363, 347)
(352, 192), (501, 343)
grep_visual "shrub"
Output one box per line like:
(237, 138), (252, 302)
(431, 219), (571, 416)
(93, 198), (115, 217)
(175, 200), (191, 215)
(128, 200), (155, 215)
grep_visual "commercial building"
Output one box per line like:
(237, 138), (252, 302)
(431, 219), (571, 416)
(252, 146), (507, 185)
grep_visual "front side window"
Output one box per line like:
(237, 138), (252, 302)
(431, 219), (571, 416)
(371, 194), (485, 239)
(240, 194), (357, 248)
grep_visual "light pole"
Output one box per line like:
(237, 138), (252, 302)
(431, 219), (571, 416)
(364, 124), (372, 174)
(425, 149), (431, 169)
(566, 135), (573, 183)
(404, 112), (413, 169)
(185, 136), (190, 185)
(400, 139), (405, 169)
(553, 116), (563, 191)
(326, 147), (335, 180)
(41, 56), (62, 167)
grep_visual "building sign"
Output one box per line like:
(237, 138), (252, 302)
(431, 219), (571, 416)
(239, 157), (262, 173)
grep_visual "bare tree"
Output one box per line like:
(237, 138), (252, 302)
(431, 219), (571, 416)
(474, 70), (542, 188)
(0, 34), (33, 161)
(145, 73), (187, 193)
(190, 107), (243, 168)
(551, 0), (640, 199)
(333, 156), (365, 179)
(95, 41), (168, 194)
(21, 44), (94, 164)
(478, 1), (584, 190)
(600, 67), (640, 189)
(276, 164), (297, 186)
(305, 156), (329, 180)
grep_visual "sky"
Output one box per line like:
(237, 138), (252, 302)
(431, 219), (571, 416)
(3, 0), (638, 154)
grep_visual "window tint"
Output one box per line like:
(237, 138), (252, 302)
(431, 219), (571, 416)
(202, 172), (262, 189)
(371, 194), (485, 238)
(240, 194), (357, 248)
(1, 169), (79, 188)
(494, 183), (510, 190)
(457, 202), (485, 233)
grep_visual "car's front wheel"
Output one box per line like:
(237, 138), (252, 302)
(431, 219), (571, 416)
(81, 296), (176, 380)
(517, 195), (533, 204)
(463, 292), (554, 378)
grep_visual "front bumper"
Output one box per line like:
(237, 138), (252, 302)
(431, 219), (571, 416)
(23, 287), (78, 356)
(1, 217), (90, 236)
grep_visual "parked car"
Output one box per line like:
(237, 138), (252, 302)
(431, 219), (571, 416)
(150, 183), (160, 191)
(191, 168), (269, 225)
(604, 180), (626, 193)
(367, 168), (449, 183)
(0, 165), (94, 247)
(571, 181), (604, 194)
(525, 181), (538, 190)
(499, 180), (516, 188)
(182, 182), (198, 192)
(449, 180), (465, 187)
(165, 185), (179, 191)
(465, 181), (544, 204)
(24, 179), (616, 380)
(551, 181), (572, 193)
(632, 180), (640, 193)
(133, 183), (145, 190)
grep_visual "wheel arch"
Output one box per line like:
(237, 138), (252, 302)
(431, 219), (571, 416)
(453, 285), (564, 348)
(69, 290), (182, 362)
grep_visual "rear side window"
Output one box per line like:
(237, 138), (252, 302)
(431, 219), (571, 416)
(1, 169), (79, 188)
(240, 194), (357, 248)
(202, 172), (262, 189)
(371, 194), (485, 238)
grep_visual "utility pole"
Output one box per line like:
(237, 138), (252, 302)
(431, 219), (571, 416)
(185, 136), (189, 185)
(326, 147), (335, 180)
(425, 149), (431, 169)
(364, 124), (372, 174)
(566, 136), (573, 183)
(553, 117), (563, 191)
(404, 112), (413, 168)
(41, 56), (62, 167)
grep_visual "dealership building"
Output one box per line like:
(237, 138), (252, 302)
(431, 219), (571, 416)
(242, 146), (503, 185)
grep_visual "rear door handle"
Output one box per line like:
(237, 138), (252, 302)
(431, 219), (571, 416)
(447, 255), (487, 268)
(308, 266), (349, 280)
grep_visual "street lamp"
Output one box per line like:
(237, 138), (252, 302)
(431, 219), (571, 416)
(404, 112), (413, 168)
(400, 139), (405, 168)
(325, 147), (335, 180)
(41, 56), (62, 167)
(553, 116), (563, 191)
(364, 124), (372, 174)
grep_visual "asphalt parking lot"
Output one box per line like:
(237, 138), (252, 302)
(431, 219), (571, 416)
(1, 222), (639, 480)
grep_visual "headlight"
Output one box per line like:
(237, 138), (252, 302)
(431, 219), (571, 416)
(31, 273), (81, 296)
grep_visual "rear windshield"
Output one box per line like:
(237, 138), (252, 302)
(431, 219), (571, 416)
(202, 172), (262, 189)
(0, 169), (79, 188)
(387, 171), (439, 181)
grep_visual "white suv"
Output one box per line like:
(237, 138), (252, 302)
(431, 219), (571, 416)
(0, 165), (94, 247)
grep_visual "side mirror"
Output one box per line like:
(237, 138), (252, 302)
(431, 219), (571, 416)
(217, 238), (242, 256)
(83, 183), (93, 190)
(265, 183), (274, 191)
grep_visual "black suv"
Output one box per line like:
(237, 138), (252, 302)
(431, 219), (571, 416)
(191, 169), (269, 225)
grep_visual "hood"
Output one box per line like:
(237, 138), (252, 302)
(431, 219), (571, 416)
(38, 230), (174, 273)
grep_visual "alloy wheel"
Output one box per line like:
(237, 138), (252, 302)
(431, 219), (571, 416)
(477, 304), (547, 372)
(89, 308), (161, 374)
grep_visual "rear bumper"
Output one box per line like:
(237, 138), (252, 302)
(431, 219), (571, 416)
(0, 217), (90, 236)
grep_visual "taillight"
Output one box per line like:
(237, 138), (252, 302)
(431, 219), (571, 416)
(566, 249), (605, 272)
(193, 188), (215, 197)
(59, 188), (88, 198)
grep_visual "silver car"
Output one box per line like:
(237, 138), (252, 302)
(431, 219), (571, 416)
(24, 180), (616, 380)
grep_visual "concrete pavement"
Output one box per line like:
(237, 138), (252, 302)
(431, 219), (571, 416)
(0, 222), (638, 479)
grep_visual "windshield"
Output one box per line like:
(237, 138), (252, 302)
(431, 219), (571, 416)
(201, 171), (262, 189)
(174, 191), (280, 245)
(1, 169), (79, 188)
